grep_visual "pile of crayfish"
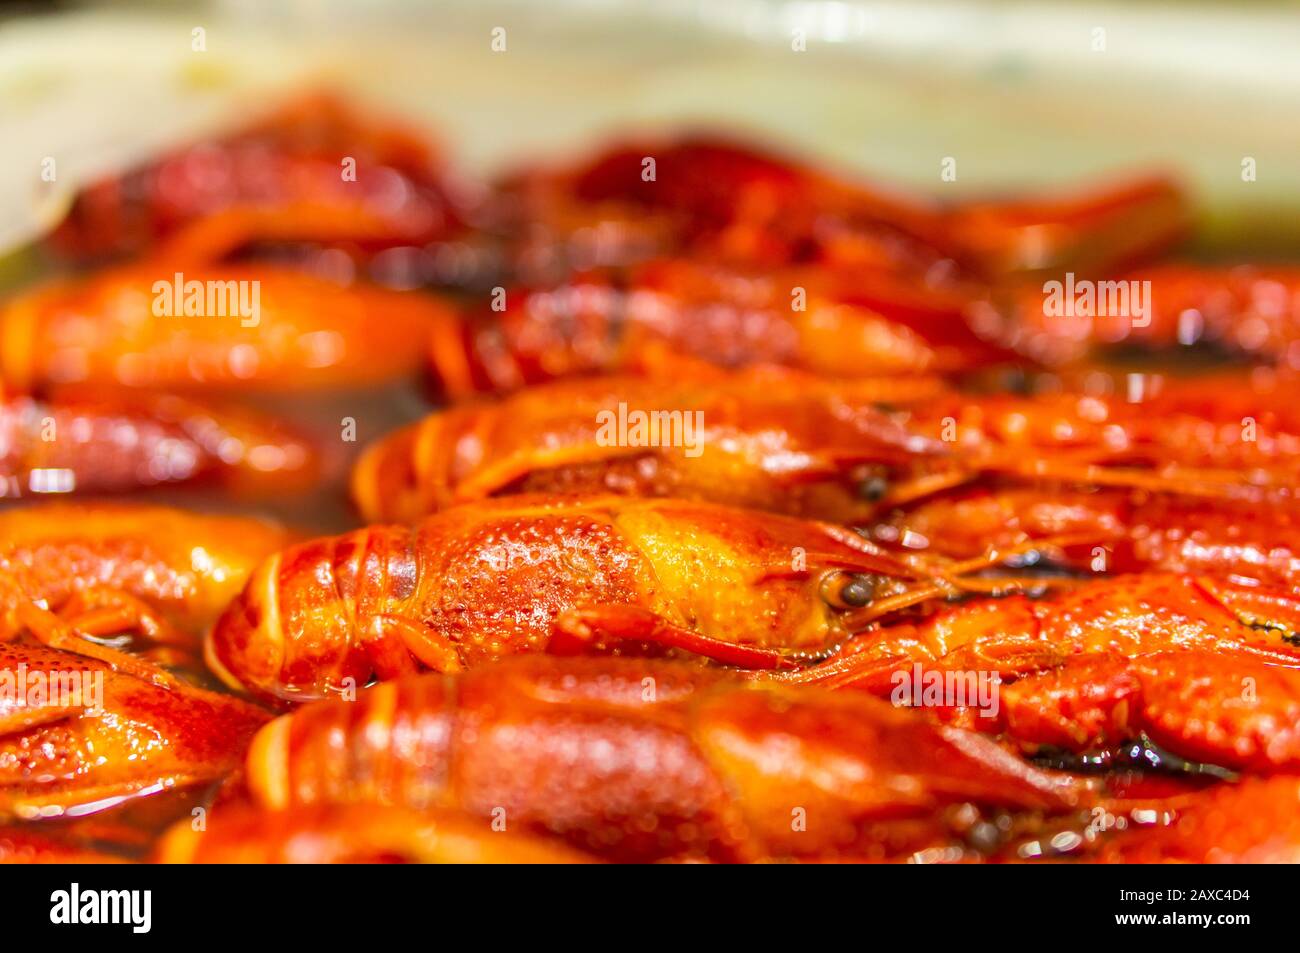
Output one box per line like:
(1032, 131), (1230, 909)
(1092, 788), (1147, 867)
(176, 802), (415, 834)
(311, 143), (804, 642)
(3, 91), (1300, 864)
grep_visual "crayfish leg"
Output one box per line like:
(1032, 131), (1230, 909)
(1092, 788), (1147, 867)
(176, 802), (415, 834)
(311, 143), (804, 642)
(551, 604), (806, 670)
(375, 613), (464, 674)
(450, 442), (648, 503)
(754, 647), (905, 691)
(11, 600), (177, 690)
(55, 587), (187, 647)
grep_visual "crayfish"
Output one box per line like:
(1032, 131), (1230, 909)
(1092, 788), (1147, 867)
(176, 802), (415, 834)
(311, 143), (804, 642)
(499, 135), (1188, 281)
(229, 655), (1090, 862)
(194, 640), (1300, 862)
(0, 502), (292, 683)
(0, 383), (315, 498)
(1, 261), (454, 393)
(771, 572), (1300, 769)
(976, 263), (1300, 368)
(351, 367), (947, 524)
(207, 493), (1093, 702)
(426, 258), (1012, 398)
(354, 366), (1300, 531)
(19, 92), (1300, 867)
(874, 487), (1300, 589)
(0, 643), (267, 819)
(47, 91), (477, 271)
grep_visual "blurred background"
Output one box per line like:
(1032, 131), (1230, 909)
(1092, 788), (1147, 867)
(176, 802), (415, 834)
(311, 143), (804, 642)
(3, 0), (1300, 256)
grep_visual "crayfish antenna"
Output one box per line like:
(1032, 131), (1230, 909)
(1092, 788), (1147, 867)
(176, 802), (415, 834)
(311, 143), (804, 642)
(835, 532), (1106, 631)
(918, 530), (1119, 578)
(876, 469), (976, 508)
(981, 453), (1283, 499)
(752, 646), (899, 689)
(836, 580), (958, 630)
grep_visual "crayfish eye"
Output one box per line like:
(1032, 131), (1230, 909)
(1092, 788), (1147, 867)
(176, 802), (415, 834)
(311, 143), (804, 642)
(820, 572), (880, 610)
(857, 473), (890, 502)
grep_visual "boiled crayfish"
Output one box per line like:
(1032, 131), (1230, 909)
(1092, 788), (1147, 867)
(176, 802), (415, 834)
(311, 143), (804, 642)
(0, 643), (267, 819)
(0, 261), (454, 393)
(0, 383), (315, 498)
(207, 493), (1093, 702)
(872, 487), (1300, 589)
(975, 263), (1300, 368)
(355, 366), (1300, 531)
(47, 91), (476, 269)
(352, 367), (947, 524)
(208, 493), (1026, 701)
(499, 135), (1187, 280)
(233, 655), (1090, 862)
(0, 502), (292, 683)
(426, 258), (1012, 397)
